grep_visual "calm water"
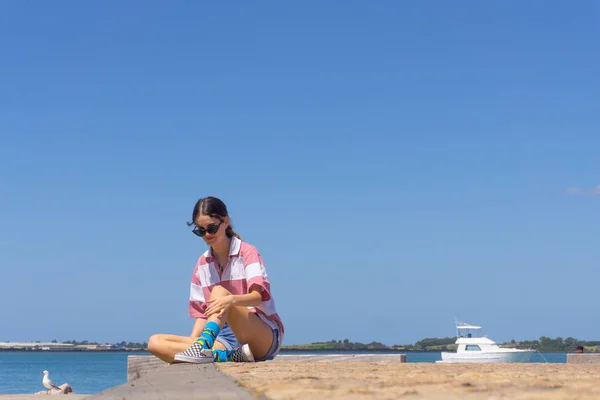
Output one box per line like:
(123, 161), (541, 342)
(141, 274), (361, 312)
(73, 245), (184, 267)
(0, 351), (146, 395)
(0, 351), (568, 394)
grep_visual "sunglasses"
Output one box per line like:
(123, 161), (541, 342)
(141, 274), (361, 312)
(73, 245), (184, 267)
(192, 221), (222, 237)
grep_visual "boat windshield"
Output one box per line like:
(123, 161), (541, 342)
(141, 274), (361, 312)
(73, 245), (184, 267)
(455, 321), (485, 338)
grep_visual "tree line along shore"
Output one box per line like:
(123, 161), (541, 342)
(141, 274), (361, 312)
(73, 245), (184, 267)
(280, 337), (600, 352)
(2, 336), (599, 352)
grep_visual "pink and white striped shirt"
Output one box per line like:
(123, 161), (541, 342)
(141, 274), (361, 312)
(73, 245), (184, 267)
(188, 236), (284, 337)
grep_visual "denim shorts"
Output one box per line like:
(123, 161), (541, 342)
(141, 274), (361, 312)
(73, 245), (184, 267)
(254, 327), (281, 362)
(215, 324), (281, 362)
(215, 324), (239, 351)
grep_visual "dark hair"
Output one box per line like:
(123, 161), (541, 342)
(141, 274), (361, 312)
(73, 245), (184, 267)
(576, 345), (584, 351)
(187, 196), (241, 240)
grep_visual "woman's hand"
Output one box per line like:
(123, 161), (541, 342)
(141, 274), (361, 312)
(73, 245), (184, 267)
(205, 295), (235, 318)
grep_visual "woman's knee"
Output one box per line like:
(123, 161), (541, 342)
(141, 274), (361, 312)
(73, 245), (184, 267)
(209, 285), (231, 298)
(147, 334), (162, 354)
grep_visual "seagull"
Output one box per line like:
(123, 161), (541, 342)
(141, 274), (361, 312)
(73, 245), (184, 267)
(42, 370), (61, 391)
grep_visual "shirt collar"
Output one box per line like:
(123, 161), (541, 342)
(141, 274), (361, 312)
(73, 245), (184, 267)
(208, 236), (242, 259)
(228, 236), (242, 256)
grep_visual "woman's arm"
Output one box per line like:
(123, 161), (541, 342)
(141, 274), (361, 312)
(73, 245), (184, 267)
(205, 288), (264, 318)
(190, 318), (207, 338)
(231, 288), (263, 307)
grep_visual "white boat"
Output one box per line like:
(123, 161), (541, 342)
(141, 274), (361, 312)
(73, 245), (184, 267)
(437, 320), (535, 363)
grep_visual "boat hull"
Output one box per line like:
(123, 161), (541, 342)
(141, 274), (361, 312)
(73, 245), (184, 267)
(438, 350), (535, 363)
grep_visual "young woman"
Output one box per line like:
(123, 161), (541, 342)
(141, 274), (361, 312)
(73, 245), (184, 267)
(147, 196), (284, 363)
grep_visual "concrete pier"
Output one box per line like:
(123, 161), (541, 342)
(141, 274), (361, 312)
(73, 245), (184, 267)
(89, 357), (254, 400)
(87, 353), (407, 399)
(567, 353), (600, 364)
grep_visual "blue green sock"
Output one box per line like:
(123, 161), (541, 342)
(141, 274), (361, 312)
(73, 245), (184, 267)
(196, 321), (221, 349)
(212, 348), (235, 362)
(212, 345), (254, 363)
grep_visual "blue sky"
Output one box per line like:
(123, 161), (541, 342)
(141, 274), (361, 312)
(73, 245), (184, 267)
(1, 1), (599, 346)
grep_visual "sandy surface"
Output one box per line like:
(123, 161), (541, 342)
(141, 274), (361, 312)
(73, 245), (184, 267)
(219, 362), (600, 399)
(0, 396), (88, 400)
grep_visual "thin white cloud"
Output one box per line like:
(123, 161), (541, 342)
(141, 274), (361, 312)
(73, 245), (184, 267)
(566, 187), (586, 195)
(566, 186), (600, 196)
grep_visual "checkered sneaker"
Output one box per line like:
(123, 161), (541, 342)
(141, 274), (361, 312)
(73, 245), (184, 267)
(231, 344), (255, 362)
(173, 342), (214, 364)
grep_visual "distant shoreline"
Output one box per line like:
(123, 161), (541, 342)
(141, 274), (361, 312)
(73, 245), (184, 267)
(0, 348), (583, 354)
(278, 348), (581, 353)
(280, 348), (407, 352)
(0, 349), (148, 353)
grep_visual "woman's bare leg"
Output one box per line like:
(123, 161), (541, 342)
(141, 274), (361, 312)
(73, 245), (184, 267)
(208, 285), (274, 360)
(148, 333), (227, 363)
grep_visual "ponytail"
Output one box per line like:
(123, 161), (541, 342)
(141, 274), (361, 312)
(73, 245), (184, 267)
(226, 225), (242, 240)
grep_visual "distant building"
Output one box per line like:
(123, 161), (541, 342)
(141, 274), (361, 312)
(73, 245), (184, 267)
(0, 342), (75, 350)
(74, 344), (100, 350)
